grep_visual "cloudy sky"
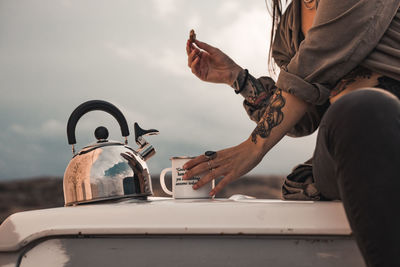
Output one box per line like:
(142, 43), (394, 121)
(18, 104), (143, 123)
(0, 0), (316, 180)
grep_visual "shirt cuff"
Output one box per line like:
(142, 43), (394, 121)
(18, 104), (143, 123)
(232, 69), (274, 107)
(276, 70), (331, 105)
(231, 69), (250, 97)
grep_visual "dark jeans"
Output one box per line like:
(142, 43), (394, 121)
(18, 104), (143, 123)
(313, 88), (400, 267)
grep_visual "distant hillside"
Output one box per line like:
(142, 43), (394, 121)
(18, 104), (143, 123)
(0, 175), (284, 224)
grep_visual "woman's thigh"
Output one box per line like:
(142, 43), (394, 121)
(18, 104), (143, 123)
(313, 88), (400, 266)
(313, 88), (400, 199)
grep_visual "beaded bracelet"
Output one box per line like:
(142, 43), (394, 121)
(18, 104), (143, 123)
(235, 69), (249, 94)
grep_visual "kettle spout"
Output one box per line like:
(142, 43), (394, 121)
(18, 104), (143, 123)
(137, 143), (156, 161)
(134, 122), (159, 160)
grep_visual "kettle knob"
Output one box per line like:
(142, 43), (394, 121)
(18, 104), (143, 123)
(94, 126), (109, 141)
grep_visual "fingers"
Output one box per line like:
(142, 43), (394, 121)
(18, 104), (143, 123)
(187, 48), (201, 68)
(182, 161), (208, 180)
(209, 174), (233, 196)
(186, 39), (195, 55)
(192, 168), (233, 197)
(180, 148), (238, 196)
(183, 154), (207, 170)
(194, 40), (217, 53)
(192, 167), (223, 190)
(183, 159), (221, 180)
(190, 57), (201, 78)
(186, 39), (200, 55)
(187, 38), (216, 57)
(186, 40), (190, 55)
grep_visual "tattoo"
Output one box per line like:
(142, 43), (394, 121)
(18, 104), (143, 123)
(251, 89), (286, 144)
(330, 67), (372, 97)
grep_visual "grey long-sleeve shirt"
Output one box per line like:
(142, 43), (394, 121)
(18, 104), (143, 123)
(233, 0), (400, 137)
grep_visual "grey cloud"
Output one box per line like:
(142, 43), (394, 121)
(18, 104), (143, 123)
(0, 0), (316, 180)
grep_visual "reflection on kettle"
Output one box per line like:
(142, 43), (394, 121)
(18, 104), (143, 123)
(63, 100), (158, 206)
(121, 152), (147, 195)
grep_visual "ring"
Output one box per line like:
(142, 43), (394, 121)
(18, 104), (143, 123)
(207, 160), (213, 171)
(205, 151), (217, 160)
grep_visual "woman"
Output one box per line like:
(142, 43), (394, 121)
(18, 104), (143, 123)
(184, 0), (400, 266)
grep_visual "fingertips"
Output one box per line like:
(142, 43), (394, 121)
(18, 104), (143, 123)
(209, 176), (231, 196)
(182, 170), (191, 180)
(192, 173), (212, 190)
(183, 155), (203, 170)
(194, 39), (204, 48)
(182, 160), (195, 171)
(183, 161), (209, 180)
(194, 40), (215, 52)
(209, 185), (220, 196)
(186, 40), (191, 55)
(187, 39), (200, 54)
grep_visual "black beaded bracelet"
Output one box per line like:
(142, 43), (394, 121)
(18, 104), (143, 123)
(235, 69), (249, 94)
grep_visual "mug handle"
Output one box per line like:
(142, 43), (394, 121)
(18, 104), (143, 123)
(160, 168), (173, 196)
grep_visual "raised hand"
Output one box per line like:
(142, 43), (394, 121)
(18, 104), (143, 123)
(186, 38), (242, 85)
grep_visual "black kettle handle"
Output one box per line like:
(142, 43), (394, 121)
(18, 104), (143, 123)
(67, 100), (129, 145)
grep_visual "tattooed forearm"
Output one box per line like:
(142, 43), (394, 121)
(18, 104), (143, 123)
(251, 89), (286, 144)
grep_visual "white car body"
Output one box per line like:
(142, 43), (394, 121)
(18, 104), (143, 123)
(0, 196), (365, 267)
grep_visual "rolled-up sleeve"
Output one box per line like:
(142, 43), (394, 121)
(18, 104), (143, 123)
(231, 69), (277, 122)
(276, 0), (400, 105)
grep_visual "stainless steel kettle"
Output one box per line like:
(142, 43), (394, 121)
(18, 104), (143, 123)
(63, 100), (159, 206)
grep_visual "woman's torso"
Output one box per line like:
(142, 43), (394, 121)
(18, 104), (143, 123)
(271, 0), (400, 137)
(299, 0), (387, 104)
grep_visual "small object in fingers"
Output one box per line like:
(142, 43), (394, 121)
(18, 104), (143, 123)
(189, 29), (196, 43)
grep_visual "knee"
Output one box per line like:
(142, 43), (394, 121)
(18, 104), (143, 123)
(321, 88), (400, 132)
(317, 88), (400, 164)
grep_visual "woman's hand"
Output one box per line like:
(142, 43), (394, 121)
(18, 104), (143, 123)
(182, 90), (310, 196)
(182, 137), (264, 196)
(186, 38), (242, 85)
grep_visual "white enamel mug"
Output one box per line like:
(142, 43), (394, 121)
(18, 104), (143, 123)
(160, 157), (214, 199)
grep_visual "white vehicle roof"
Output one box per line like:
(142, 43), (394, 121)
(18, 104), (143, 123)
(0, 197), (351, 251)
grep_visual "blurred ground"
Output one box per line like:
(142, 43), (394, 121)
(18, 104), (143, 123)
(0, 175), (284, 224)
